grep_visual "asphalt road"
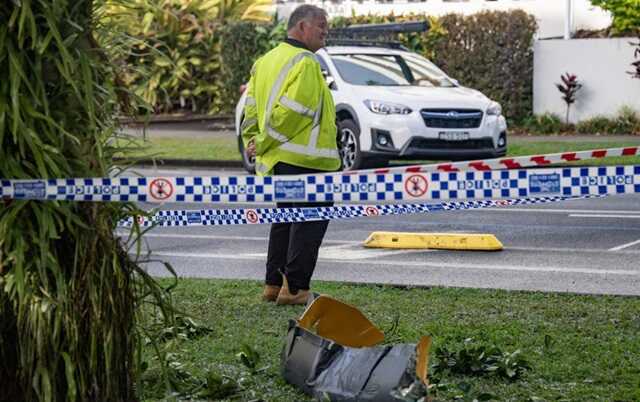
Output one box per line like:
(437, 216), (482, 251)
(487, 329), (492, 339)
(120, 166), (640, 296)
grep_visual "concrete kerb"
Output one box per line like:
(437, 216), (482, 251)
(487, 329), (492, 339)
(112, 157), (242, 169)
(117, 113), (234, 125)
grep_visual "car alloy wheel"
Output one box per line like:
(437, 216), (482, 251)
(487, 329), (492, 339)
(339, 126), (358, 170)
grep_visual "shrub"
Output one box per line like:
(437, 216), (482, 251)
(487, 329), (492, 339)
(576, 107), (640, 135)
(99, 0), (226, 114)
(99, 0), (258, 115)
(616, 106), (640, 133)
(219, 19), (286, 111)
(519, 107), (640, 135)
(330, 13), (447, 60)
(590, 0), (640, 34)
(519, 113), (569, 135)
(575, 115), (619, 134)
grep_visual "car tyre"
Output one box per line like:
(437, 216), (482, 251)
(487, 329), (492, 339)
(237, 135), (256, 174)
(337, 119), (366, 171)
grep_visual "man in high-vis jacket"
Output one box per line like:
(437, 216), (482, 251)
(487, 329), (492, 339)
(242, 4), (340, 305)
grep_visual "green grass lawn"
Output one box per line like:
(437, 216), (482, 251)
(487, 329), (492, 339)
(115, 137), (640, 166)
(140, 278), (640, 401)
(114, 137), (241, 161)
(508, 142), (640, 166)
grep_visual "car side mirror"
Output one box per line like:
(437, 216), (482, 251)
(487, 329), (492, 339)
(326, 76), (337, 90)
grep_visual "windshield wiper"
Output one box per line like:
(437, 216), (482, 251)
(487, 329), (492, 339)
(366, 83), (409, 87)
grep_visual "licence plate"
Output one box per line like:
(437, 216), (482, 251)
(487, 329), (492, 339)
(438, 131), (470, 141)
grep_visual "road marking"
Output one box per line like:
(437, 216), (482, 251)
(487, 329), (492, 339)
(146, 251), (639, 276)
(246, 244), (429, 260)
(609, 238), (640, 251)
(116, 232), (362, 245)
(507, 246), (640, 255)
(477, 208), (640, 214)
(569, 214), (640, 219)
(319, 244), (429, 259)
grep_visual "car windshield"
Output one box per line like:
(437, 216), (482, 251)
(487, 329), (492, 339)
(331, 52), (456, 87)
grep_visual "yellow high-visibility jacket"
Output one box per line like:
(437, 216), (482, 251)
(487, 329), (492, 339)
(241, 42), (340, 175)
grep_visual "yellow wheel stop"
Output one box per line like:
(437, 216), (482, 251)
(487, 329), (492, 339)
(363, 231), (503, 251)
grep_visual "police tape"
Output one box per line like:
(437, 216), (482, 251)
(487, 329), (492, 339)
(360, 146), (640, 175)
(3, 165), (639, 204)
(119, 195), (604, 227)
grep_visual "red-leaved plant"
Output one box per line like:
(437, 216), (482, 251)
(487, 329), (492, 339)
(556, 73), (582, 124)
(630, 38), (640, 79)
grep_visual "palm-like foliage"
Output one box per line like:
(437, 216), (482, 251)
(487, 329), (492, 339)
(0, 1), (161, 401)
(97, 0), (261, 114)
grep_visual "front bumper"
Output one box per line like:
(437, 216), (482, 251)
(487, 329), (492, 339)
(360, 111), (508, 161)
(365, 134), (507, 161)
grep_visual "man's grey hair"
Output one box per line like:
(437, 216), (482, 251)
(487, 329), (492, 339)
(287, 5), (327, 30)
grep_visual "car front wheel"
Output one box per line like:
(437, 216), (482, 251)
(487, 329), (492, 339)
(337, 119), (365, 171)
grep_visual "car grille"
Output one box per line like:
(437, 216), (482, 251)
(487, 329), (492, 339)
(421, 109), (483, 129)
(408, 137), (494, 150)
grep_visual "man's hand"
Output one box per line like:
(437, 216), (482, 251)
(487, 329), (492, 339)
(245, 138), (256, 158)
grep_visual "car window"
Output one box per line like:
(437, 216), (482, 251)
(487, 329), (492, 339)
(331, 53), (455, 87)
(317, 55), (332, 77)
(402, 53), (456, 87)
(332, 55), (410, 86)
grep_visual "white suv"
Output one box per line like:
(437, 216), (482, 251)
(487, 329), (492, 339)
(235, 44), (507, 172)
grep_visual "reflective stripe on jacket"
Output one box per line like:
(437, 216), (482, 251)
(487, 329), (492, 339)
(241, 42), (340, 176)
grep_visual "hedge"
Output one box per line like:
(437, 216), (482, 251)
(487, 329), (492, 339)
(219, 20), (287, 111)
(439, 11), (537, 122)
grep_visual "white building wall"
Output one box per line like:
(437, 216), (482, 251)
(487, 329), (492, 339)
(533, 38), (640, 123)
(278, 0), (612, 39)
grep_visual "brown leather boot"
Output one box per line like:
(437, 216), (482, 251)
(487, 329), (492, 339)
(262, 285), (281, 302)
(275, 274), (310, 305)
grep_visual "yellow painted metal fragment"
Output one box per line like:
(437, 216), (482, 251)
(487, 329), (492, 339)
(415, 336), (432, 385)
(297, 295), (385, 348)
(363, 232), (503, 251)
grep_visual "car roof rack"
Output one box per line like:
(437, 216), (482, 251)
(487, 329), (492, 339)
(325, 39), (407, 50)
(326, 20), (429, 50)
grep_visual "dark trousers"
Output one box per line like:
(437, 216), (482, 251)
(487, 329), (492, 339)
(265, 162), (333, 292)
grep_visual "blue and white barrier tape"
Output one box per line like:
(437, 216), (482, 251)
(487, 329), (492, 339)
(3, 165), (639, 203)
(119, 195), (603, 227)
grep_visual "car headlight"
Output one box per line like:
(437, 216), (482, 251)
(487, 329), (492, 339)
(486, 102), (502, 116)
(364, 100), (412, 115)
